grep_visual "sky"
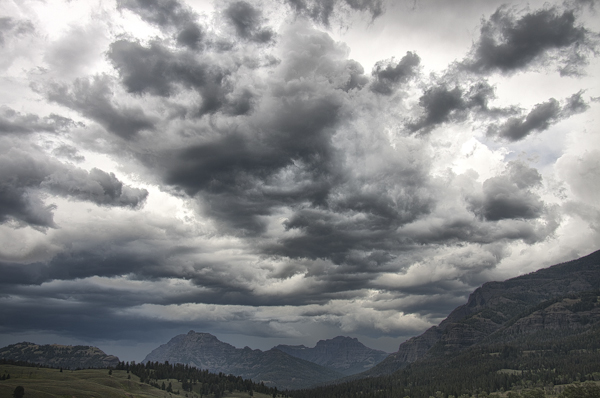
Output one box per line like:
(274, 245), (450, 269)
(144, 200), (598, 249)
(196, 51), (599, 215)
(0, 0), (599, 362)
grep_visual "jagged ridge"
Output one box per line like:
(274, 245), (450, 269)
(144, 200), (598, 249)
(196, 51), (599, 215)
(366, 249), (600, 376)
(274, 336), (388, 376)
(142, 331), (343, 390)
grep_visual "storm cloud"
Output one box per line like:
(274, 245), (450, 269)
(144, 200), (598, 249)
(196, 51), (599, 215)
(0, 140), (147, 229)
(44, 76), (155, 138)
(461, 5), (597, 75)
(0, 0), (598, 359)
(370, 51), (420, 95)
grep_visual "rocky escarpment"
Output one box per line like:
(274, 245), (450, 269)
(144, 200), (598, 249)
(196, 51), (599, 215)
(366, 249), (600, 376)
(0, 342), (120, 370)
(274, 336), (388, 376)
(143, 331), (343, 390)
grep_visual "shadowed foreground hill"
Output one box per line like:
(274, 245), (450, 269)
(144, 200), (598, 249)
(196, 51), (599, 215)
(0, 342), (119, 370)
(143, 331), (343, 390)
(0, 365), (170, 398)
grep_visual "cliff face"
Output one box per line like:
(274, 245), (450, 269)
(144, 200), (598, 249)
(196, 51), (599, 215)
(275, 336), (388, 376)
(366, 249), (600, 376)
(142, 331), (343, 390)
(0, 342), (120, 370)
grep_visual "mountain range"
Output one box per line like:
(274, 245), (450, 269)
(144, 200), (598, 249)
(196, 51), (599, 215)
(275, 336), (388, 376)
(142, 331), (388, 389)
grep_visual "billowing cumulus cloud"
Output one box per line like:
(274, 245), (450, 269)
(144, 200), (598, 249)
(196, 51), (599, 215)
(0, 0), (599, 359)
(469, 162), (544, 221)
(370, 51), (420, 95)
(461, 5), (598, 76)
(44, 76), (156, 138)
(224, 1), (275, 43)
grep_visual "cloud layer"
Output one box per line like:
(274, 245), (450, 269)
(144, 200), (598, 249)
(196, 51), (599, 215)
(0, 0), (599, 358)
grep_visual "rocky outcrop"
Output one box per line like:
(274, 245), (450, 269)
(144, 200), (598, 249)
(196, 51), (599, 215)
(365, 249), (600, 377)
(142, 331), (343, 390)
(0, 342), (120, 370)
(274, 336), (388, 376)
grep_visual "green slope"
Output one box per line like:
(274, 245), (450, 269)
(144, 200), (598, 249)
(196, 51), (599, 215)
(0, 365), (271, 398)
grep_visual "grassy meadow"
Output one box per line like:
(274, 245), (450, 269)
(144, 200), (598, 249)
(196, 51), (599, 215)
(0, 365), (270, 398)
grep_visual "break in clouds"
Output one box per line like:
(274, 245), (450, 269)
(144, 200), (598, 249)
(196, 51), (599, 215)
(0, 0), (599, 356)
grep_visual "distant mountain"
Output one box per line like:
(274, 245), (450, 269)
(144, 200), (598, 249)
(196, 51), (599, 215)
(142, 331), (343, 390)
(274, 336), (388, 376)
(0, 342), (120, 370)
(365, 249), (600, 376)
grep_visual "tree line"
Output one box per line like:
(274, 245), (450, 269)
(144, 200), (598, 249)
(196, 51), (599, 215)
(117, 360), (285, 397)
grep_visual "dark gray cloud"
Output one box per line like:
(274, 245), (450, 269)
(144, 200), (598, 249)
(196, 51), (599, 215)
(469, 162), (544, 221)
(108, 39), (245, 115)
(487, 98), (561, 141)
(0, 294), (189, 342)
(562, 90), (590, 116)
(0, 140), (147, 229)
(263, 179), (435, 266)
(407, 85), (466, 133)
(0, 107), (75, 135)
(461, 5), (597, 75)
(42, 168), (148, 208)
(160, 88), (343, 235)
(487, 92), (589, 141)
(370, 52), (420, 95)
(44, 76), (155, 139)
(176, 21), (204, 49)
(224, 1), (275, 43)
(117, 0), (205, 50)
(285, 0), (383, 26)
(0, 17), (34, 46)
(406, 80), (500, 133)
(0, 146), (59, 229)
(118, 0), (195, 27)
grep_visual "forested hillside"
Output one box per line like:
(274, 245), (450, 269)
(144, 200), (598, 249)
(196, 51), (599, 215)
(289, 251), (600, 398)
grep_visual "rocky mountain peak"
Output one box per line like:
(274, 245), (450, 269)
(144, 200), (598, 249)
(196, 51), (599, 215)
(275, 336), (388, 376)
(142, 331), (342, 390)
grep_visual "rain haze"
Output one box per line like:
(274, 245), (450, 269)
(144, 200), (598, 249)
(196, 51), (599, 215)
(1, 0), (600, 361)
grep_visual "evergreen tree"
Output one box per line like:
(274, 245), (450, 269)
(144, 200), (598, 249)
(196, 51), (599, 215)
(13, 386), (25, 398)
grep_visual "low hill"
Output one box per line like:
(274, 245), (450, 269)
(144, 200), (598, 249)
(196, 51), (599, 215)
(0, 363), (272, 398)
(143, 331), (343, 390)
(274, 336), (388, 376)
(0, 342), (119, 370)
